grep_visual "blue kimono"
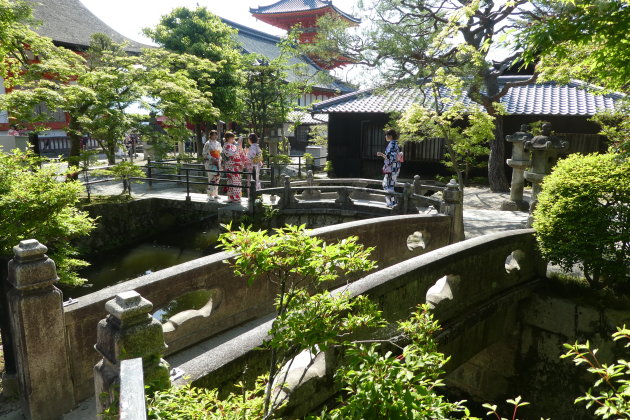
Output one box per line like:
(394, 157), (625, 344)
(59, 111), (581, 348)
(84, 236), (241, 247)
(382, 140), (401, 207)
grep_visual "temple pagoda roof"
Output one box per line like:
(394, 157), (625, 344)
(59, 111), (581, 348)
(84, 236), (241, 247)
(250, 0), (360, 24)
(25, 0), (150, 53)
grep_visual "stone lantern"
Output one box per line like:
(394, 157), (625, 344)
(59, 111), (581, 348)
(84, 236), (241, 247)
(523, 122), (569, 226)
(502, 124), (533, 211)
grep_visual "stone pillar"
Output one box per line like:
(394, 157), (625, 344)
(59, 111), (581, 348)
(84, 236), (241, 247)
(301, 170), (321, 200)
(442, 180), (464, 243)
(403, 182), (412, 214)
(523, 123), (569, 227)
(413, 175), (426, 196)
(280, 175), (296, 209)
(501, 125), (532, 211)
(7, 240), (75, 420)
(94, 290), (170, 416)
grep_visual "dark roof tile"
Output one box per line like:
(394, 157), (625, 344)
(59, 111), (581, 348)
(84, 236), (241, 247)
(312, 76), (623, 116)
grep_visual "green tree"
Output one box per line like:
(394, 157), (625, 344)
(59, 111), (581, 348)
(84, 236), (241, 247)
(532, 153), (630, 290)
(218, 224), (380, 417)
(398, 75), (494, 191)
(311, 0), (538, 192)
(516, 0), (630, 94)
(144, 7), (244, 154)
(140, 48), (219, 151)
(0, 149), (95, 284)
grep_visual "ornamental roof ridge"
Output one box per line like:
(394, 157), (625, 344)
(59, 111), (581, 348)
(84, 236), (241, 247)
(250, 0), (360, 23)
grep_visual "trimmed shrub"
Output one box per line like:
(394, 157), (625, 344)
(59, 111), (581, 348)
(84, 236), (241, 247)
(533, 153), (630, 289)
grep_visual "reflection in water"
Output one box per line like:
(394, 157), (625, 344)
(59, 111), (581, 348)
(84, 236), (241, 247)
(61, 220), (221, 298)
(153, 289), (215, 323)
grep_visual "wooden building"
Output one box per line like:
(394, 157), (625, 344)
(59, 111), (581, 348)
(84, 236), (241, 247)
(311, 76), (623, 178)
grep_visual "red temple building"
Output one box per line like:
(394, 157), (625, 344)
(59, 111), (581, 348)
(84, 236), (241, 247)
(251, 0), (360, 69)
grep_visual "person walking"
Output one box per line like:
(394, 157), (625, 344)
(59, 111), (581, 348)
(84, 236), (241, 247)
(377, 129), (402, 208)
(222, 131), (245, 203)
(245, 133), (263, 191)
(202, 130), (222, 201)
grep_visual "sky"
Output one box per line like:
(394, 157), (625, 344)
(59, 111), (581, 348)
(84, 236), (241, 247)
(79, 0), (362, 46)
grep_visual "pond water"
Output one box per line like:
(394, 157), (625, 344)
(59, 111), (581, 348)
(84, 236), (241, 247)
(60, 218), (222, 299)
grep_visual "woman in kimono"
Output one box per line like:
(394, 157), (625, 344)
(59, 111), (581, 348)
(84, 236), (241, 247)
(244, 133), (263, 190)
(377, 129), (402, 208)
(202, 130), (222, 200)
(222, 131), (245, 203)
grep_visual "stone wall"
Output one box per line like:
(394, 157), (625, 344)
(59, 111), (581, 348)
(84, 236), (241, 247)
(76, 198), (217, 253)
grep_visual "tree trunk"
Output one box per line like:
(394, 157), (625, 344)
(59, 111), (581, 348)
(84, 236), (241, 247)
(488, 113), (510, 192)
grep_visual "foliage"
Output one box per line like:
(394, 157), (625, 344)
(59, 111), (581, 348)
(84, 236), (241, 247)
(144, 7), (243, 123)
(0, 0), (83, 89)
(309, 124), (328, 147)
(270, 154), (292, 167)
(398, 83), (494, 188)
(240, 33), (312, 145)
(532, 153), (630, 290)
(93, 161), (145, 195)
(218, 224), (379, 417)
(516, 0), (630, 93)
(315, 304), (471, 419)
(591, 100), (630, 159)
(148, 381), (266, 420)
(0, 149), (95, 284)
(562, 326), (630, 418)
(302, 153), (314, 166)
(482, 396), (537, 420)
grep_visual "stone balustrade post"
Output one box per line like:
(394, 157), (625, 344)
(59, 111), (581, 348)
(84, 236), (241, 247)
(6, 239), (75, 420)
(442, 180), (465, 243)
(413, 175), (425, 196)
(301, 170), (321, 200)
(94, 290), (170, 416)
(335, 187), (352, 206)
(281, 175), (296, 208)
(502, 124), (532, 211)
(403, 182), (412, 213)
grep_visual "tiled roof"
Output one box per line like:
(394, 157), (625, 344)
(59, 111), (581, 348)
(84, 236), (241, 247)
(288, 110), (328, 124)
(312, 76), (623, 116)
(250, 0), (360, 23)
(223, 18), (354, 94)
(26, 0), (150, 53)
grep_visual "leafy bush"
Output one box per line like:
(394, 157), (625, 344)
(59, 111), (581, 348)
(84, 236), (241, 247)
(270, 153), (292, 166)
(317, 305), (470, 419)
(533, 153), (630, 289)
(562, 326), (630, 418)
(0, 148), (95, 284)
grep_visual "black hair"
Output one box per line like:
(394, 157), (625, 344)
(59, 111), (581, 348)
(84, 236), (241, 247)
(248, 133), (258, 143)
(385, 129), (399, 140)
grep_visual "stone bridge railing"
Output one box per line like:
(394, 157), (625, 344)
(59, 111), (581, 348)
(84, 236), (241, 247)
(4, 214), (453, 418)
(255, 174), (464, 243)
(173, 229), (546, 400)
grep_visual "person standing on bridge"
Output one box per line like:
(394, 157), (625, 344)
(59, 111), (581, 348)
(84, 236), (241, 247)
(244, 133), (263, 191)
(377, 129), (402, 208)
(202, 130), (222, 201)
(222, 132), (245, 203)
